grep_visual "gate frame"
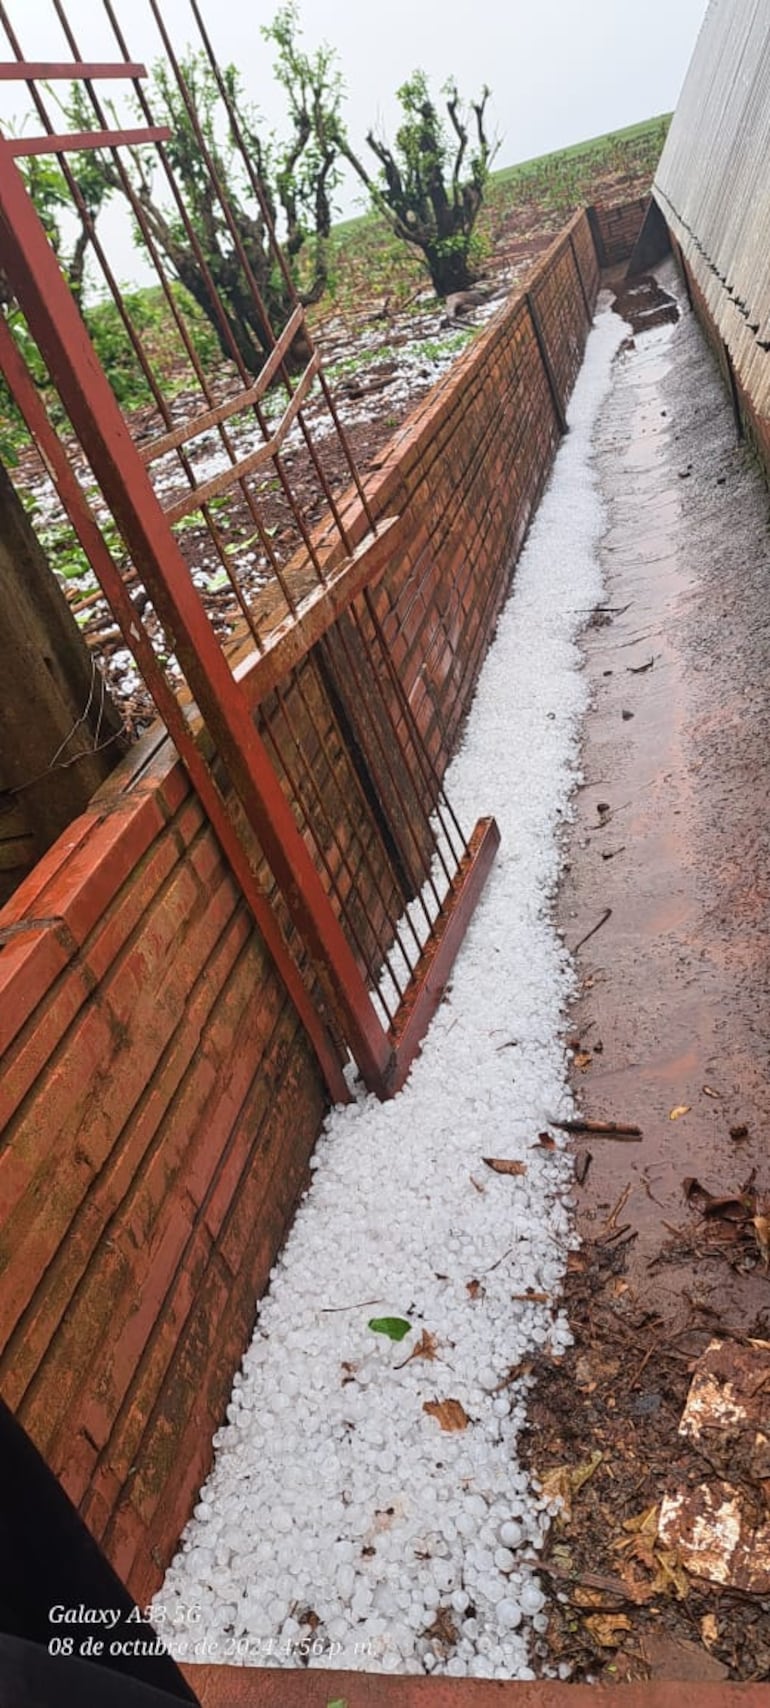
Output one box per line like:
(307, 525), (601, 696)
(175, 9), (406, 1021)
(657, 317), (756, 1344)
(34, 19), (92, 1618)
(0, 93), (498, 1102)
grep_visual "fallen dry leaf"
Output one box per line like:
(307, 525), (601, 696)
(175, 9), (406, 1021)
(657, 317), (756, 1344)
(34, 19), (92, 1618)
(423, 1606), (457, 1649)
(753, 1215), (770, 1268)
(423, 1398), (470, 1432)
(683, 1176), (754, 1221)
(535, 1132), (557, 1151)
(648, 1548), (690, 1601)
(572, 1585), (606, 1609)
(615, 1508), (690, 1603)
(701, 1613), (719, 1650)
(492, 1359), (533, 1391)
(584, 1612), (633, 1647)
(574, 1052), (593, 1072)
(573, 1578), (607, 1605)
(483, 1156), (527, 1177)
(669, 1104), (691, 1121)
(396, 1329), (438, 1369)
(539, 1451), (603, 1522)
(621, 1504), (660, 1538)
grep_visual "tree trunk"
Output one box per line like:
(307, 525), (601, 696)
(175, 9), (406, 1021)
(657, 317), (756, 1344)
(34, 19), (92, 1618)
(424, 242), (477, 297)
(0, 459), (124, 901)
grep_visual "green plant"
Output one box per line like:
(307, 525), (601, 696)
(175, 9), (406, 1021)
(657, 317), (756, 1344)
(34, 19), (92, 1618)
(21, 491), (126, 598)
(84, 283), (218, 410)
(368, 1316), (412, 1341)
(412, 329), (474, 363)
(46, 17), (344, 377)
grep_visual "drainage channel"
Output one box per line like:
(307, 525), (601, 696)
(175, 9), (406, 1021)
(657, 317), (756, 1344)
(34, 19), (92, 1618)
(153, 306), (628, 1688)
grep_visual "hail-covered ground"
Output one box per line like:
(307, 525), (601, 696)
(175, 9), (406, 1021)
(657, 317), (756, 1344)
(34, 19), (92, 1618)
(156, 302), (628, 1680)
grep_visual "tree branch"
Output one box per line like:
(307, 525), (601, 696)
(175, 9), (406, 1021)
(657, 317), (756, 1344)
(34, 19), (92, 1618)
(446, 87), (468, 209)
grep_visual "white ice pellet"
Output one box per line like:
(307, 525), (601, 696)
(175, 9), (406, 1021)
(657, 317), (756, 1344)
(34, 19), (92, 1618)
(155, 304), (630, 1677)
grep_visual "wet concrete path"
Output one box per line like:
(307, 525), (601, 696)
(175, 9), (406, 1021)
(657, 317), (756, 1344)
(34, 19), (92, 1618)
(521, 263), (770, 1683)
(561, 261), (770, 1332)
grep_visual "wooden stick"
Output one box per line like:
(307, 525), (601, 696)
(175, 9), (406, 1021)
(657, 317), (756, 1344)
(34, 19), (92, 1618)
(551, 1117), (642, 1138)
(572, 907), (612, 953)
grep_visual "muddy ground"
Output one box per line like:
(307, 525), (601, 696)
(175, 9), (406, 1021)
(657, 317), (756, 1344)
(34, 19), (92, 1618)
(522, 265), (770, 1684)
(11, 155), (656, 739)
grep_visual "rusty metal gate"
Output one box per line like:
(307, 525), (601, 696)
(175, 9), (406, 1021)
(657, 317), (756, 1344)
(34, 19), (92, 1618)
(0, 0), (499, 1102)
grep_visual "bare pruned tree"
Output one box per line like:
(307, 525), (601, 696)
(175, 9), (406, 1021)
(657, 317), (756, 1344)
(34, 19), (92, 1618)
(338, 70), (498, 298)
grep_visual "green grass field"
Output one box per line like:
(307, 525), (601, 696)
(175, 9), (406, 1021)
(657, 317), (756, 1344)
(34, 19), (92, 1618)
(331, 113), (671, 244)
(492, 112), (671, 184)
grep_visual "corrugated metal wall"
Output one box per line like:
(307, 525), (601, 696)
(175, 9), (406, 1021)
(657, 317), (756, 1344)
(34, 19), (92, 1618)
(654, 0), (770, 420)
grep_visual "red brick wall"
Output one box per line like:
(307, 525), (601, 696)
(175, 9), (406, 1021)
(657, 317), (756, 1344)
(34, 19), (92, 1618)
(0, 735), (326, 1593)
(0, 209), (604, 1603)
(589, 196), (650, 268)
(339, 216), (599, 766)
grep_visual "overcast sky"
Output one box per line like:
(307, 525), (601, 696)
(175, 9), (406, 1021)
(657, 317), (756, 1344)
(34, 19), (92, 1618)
(3, 0), (709, 185)
(258, 0), (711, 201)
(1, 0), (709, 275)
